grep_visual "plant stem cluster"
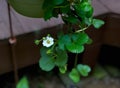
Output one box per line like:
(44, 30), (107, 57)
(35, 0), (104, 83)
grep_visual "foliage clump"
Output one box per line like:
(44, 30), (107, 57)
(35, 0), (104, 83)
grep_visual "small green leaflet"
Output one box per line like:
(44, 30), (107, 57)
(69, 68), (80, 83)
(93, 19), (105, 29)
(77, 64), (91, 77)
(16, 77), (29, 88)
(34, 40), (40, 45)
(59, 65), (67, 74)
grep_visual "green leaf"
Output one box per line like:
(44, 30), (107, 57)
(82, 0), (91, 2)
(42, 0), (56, 20)
(60, 5), (70, 14)
(58, 34), (71, 50)
(40, 47), (50, 57)
(66, 43), (84, 53)
(93, 19), (105, 29)
(75, 2), (93, 18)
(16, 77), (29, 88)
(39, 47), (55, 71)
(69, 68), (80, 83)
(42, 0), (55, 9)
(34, 40), (40, 45)
(63, 16), (79, 24)
(8, 0), (44, 18)
(71, 33), (89, 45)
(55, 48), (68, 66)
(86, 8), (93, 18)
(44, 8), (54, 20)
(59, 65), (67, 74)
(39, 55), (55, 71)
(77, 64), (91, 77)
(46, 49), (53, 54)
(80, 2), (92, 12)
(53, 0), (64, 5)
(83, 17), (92, 26)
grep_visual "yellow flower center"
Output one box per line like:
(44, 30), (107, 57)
(47, 40), (50, 44)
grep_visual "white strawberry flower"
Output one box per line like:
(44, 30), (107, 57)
(42, 36), (54, 47)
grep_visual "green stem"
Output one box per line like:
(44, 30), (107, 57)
(74, 54), (78, 67)
(75, 25), (90, 33)
(54, 4), (69, 8)
(50, 40), (57, 51)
